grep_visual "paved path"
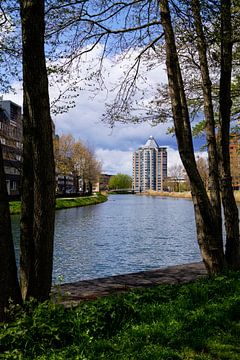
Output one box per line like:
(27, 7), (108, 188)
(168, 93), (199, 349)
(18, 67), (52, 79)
(52, 262), (207, 307)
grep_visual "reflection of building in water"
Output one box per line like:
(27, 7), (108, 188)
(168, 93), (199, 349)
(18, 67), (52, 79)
(230, 134), (240, 190)
(133, 136), (167, 192)
(0, 99), (22, 195)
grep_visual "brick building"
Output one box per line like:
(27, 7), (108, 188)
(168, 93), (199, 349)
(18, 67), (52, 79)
(0, 99), (22, 195)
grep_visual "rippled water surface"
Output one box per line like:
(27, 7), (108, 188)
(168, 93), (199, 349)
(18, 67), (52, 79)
(13, 195), (204, 283)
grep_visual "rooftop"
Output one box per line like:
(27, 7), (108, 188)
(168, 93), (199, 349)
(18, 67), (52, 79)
(142, 135), (159, 149)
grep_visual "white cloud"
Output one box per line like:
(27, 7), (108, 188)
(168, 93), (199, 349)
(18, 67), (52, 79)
(167, 147), (182, 168)
(96, 148), (133, 175)
(3, 45), (206, 175)
(95, 146), (202, 176)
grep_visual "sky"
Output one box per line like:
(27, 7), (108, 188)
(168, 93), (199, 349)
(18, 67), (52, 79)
(4, 46), (206, 176)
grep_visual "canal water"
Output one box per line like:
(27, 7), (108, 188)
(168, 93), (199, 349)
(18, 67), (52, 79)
(12, 195), (203, 283)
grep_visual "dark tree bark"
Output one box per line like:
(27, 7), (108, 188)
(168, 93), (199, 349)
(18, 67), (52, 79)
(218, 0), (240, 268)
(0, 144), (21, 321)
(19, 0), (56, 300)
(159, 0), (224, 274)
(88, 181), (93, 196)
(191, 0), (223, 244)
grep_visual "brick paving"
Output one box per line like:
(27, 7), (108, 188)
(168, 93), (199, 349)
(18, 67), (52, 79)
(52, 262), (207, 307)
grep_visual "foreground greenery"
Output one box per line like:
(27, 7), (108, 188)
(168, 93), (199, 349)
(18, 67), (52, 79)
(9, 194), (107, 215)
(1, 272), (240, 359)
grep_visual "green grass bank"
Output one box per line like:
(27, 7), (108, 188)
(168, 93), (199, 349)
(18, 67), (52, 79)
(1, 272), (240, 359)
(9, 193), (107, 215)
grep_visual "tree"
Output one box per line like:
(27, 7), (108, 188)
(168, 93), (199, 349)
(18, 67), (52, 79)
(54, 134), (75, 175)
(159, 0), (225, 274)
(109, 174), (132, 190)
(167, 164), (186, 192)
(19, 0), (56, 300)
(54, 134), (102, 195)
(54, 134), (75, 194)
(71, 140), (101, 195)
(217, 0), (240, 268)
(0, 142), (21, 321)
(0, 4), (22, 321)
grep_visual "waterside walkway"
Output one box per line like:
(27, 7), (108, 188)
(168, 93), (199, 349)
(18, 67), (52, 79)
(52, 262), (207, 307)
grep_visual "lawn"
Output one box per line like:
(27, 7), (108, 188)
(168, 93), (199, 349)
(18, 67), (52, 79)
(1, 272), (240, 359)
(9, 193), (107, 215)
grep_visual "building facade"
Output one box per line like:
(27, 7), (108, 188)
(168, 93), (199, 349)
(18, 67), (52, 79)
(133, 136), (167, 192)
(0, 99), (22, 195)
(230, 133), (240, 190)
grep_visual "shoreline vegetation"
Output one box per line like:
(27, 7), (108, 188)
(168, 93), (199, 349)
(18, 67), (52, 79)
(143, 190), (240, 202)
(9, 193), (108, 215)
(1, 272), (240, 359)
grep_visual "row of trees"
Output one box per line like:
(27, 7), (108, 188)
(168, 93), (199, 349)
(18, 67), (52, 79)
(54, 135), (101, 195)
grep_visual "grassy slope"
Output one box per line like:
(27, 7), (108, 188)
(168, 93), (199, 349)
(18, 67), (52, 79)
(1, 272), (240, 359)
(9, 194), (107, 215)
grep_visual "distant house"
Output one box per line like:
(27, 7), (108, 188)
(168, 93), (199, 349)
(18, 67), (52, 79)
(132, 136), (167, 192)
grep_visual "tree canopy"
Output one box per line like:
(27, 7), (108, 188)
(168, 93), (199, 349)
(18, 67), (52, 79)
(109, 173), (132, 190)
(54, 134), (102, 194)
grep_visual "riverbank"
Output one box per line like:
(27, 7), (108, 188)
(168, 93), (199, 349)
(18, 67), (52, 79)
(145, 189), (240, 202)
(9, 193), (107, 215)
(53, 262), (207, 307)
(1, 264), (240, 359)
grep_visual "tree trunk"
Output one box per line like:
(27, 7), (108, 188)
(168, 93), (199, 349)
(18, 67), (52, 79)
(159, 0), (224, 274)
(83, 180), (86, 195)
(64, 175), (67, 195)
(20, 0), (56, 300)
(191, 0), (223, 243)
(0, 144), (21, 321)
(218, 0), (240, 268)
(88, 181), (92, 195)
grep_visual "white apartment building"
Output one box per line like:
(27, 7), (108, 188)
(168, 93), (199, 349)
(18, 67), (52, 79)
(133, 136), (167, 192)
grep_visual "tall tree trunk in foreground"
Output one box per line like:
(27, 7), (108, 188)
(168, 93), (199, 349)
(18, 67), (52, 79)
(19, 0), (56, 300)
(218, 0), (240, 268)
(191, 0), (223, 246)
(160, 0), (224, 274)
(0, 144), (21, 321)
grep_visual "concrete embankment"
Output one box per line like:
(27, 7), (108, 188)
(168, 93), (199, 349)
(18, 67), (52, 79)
(52, 262), (207, 307)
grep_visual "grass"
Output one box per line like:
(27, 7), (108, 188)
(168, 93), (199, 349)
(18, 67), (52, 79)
(9, 193), (107, 215)
(1, 272), (240, 359)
